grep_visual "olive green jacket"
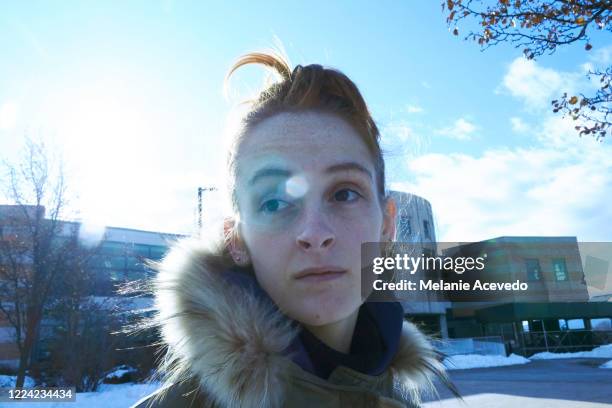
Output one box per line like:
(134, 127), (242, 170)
(131, 240), (453, 408)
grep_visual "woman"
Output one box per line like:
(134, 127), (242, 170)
(133, 52), (456, 408)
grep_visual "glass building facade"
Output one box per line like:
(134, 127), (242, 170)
(87, 227), (181, 296)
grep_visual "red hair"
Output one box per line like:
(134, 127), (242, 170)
(224, 52), (386, 210)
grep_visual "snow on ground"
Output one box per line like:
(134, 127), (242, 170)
(443, 353), (530, 370)
(0, 374), (36, 388)
(6, 382), (162, 408)
(600, 360), (612, 369)
(530, 344), (612, 360)
(104, 365), (138, 381)
(423, 393), (612, 408)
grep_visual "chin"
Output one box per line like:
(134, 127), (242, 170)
(290, 297), (361, 327)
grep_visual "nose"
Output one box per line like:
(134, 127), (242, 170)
(296, 207), (336, 252)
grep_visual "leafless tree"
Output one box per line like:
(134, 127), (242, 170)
(443, 0), (612, 141)
(0, 137), (77, 387)
(45, 292), (124, 392)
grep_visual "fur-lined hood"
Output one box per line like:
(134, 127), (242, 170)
(139, 239), (455, 407)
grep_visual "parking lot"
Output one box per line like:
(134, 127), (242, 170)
(423, 358), (612, 408)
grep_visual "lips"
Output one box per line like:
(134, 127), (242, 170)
(294, 267), (347, 282)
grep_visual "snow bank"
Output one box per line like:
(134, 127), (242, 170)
(10, 382), (161, 408)
(600, 360), (612, 369)
(0, 374), (35, 388)
(530, 344), (612, 360)
(443, 353), (530, 370)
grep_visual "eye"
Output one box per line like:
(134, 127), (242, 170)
(259, 198), (290, 214)
(333, 188), (362, 202)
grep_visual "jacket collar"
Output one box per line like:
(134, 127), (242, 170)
(150, 239), (454, 407)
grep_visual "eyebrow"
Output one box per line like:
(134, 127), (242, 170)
(248, 168), (292, 186)
(326, 162), (373, 180)
(248, 161), (373, 186)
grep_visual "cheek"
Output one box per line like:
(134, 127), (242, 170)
(334, 206), (385, 242)
(242, 227), (291, 281)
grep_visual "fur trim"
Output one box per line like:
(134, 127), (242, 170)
(149, 238), (454, 407)
(390, 322), (459, 406)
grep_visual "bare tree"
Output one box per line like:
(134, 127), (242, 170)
(0, 137), (75, 387)
(46, 293), (124, 392)
(41, 238), (128, 392)
(443, 0), (612, 141)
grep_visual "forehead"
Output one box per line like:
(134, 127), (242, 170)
(236, 111), (373, 176)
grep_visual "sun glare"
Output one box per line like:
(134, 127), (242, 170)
(47, 78), (156, 226)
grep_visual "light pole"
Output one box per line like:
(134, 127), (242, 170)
(197, 187), (217, 233)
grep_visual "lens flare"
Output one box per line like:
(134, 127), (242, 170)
(285, 175), (308, 198)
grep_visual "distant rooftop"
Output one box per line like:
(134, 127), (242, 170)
(103, 225), (184, 246)
(482, 236), (578, 243)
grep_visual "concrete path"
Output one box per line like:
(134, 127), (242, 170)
(422, 358), (612, 408)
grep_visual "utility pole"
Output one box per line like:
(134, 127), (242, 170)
(197, 186), (217, 233)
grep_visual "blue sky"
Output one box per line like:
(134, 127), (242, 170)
(1, 1), (611, 242)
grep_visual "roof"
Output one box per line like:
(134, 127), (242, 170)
(475, 302), (612, 323)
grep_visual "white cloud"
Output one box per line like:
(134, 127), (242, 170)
(382, 120), (415, 143)
(380, 119), (436, 157)
(581, 62), (595, 74)
(0, 102), (18, 130)
(406, 104), (424, 114)
(510, 117), (530, 134)
(501, 57), (572, 109)
(436, 118), (477, 141)
(392, 115), (612, 242)
(589, 44), (612, 65)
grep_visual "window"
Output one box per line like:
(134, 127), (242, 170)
(88, 255), (113, 270)
(397, 216), (411, 241)
(126, 256), (146, 271)
(423, 220), (431, 239)
(590, 318), (611, 331)
(149, 246), (168, 261)
(132, 244), (151, 257)
(522, 320), (530, 332)
(525, 258), (542, 281)
(559, 319), (568, 330)
(552, 258), (568, 281)
(567, 319), (585, 330)
(110, 256), (125, 269)
(100, 241), (126, 256)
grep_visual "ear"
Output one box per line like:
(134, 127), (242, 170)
(381, 197), (397, 242)
(223, 217), (251, 266)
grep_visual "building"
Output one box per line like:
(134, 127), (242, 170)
(88, 226), (181, 296)
(442, 237), (590, 304)
(442, 237), (612, 355)
(0, 204), (179, 369)
(389, 190), (436, 247)
(383, 194), (612, 354)
(4, 200), (611, 364)
(389, 190), (451, 338)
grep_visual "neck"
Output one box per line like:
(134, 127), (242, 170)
(303, 308), (360, 353)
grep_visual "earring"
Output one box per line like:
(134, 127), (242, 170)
(234, 253), (249, 265)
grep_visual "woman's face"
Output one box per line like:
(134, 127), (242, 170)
(233, 111), (395, 327)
